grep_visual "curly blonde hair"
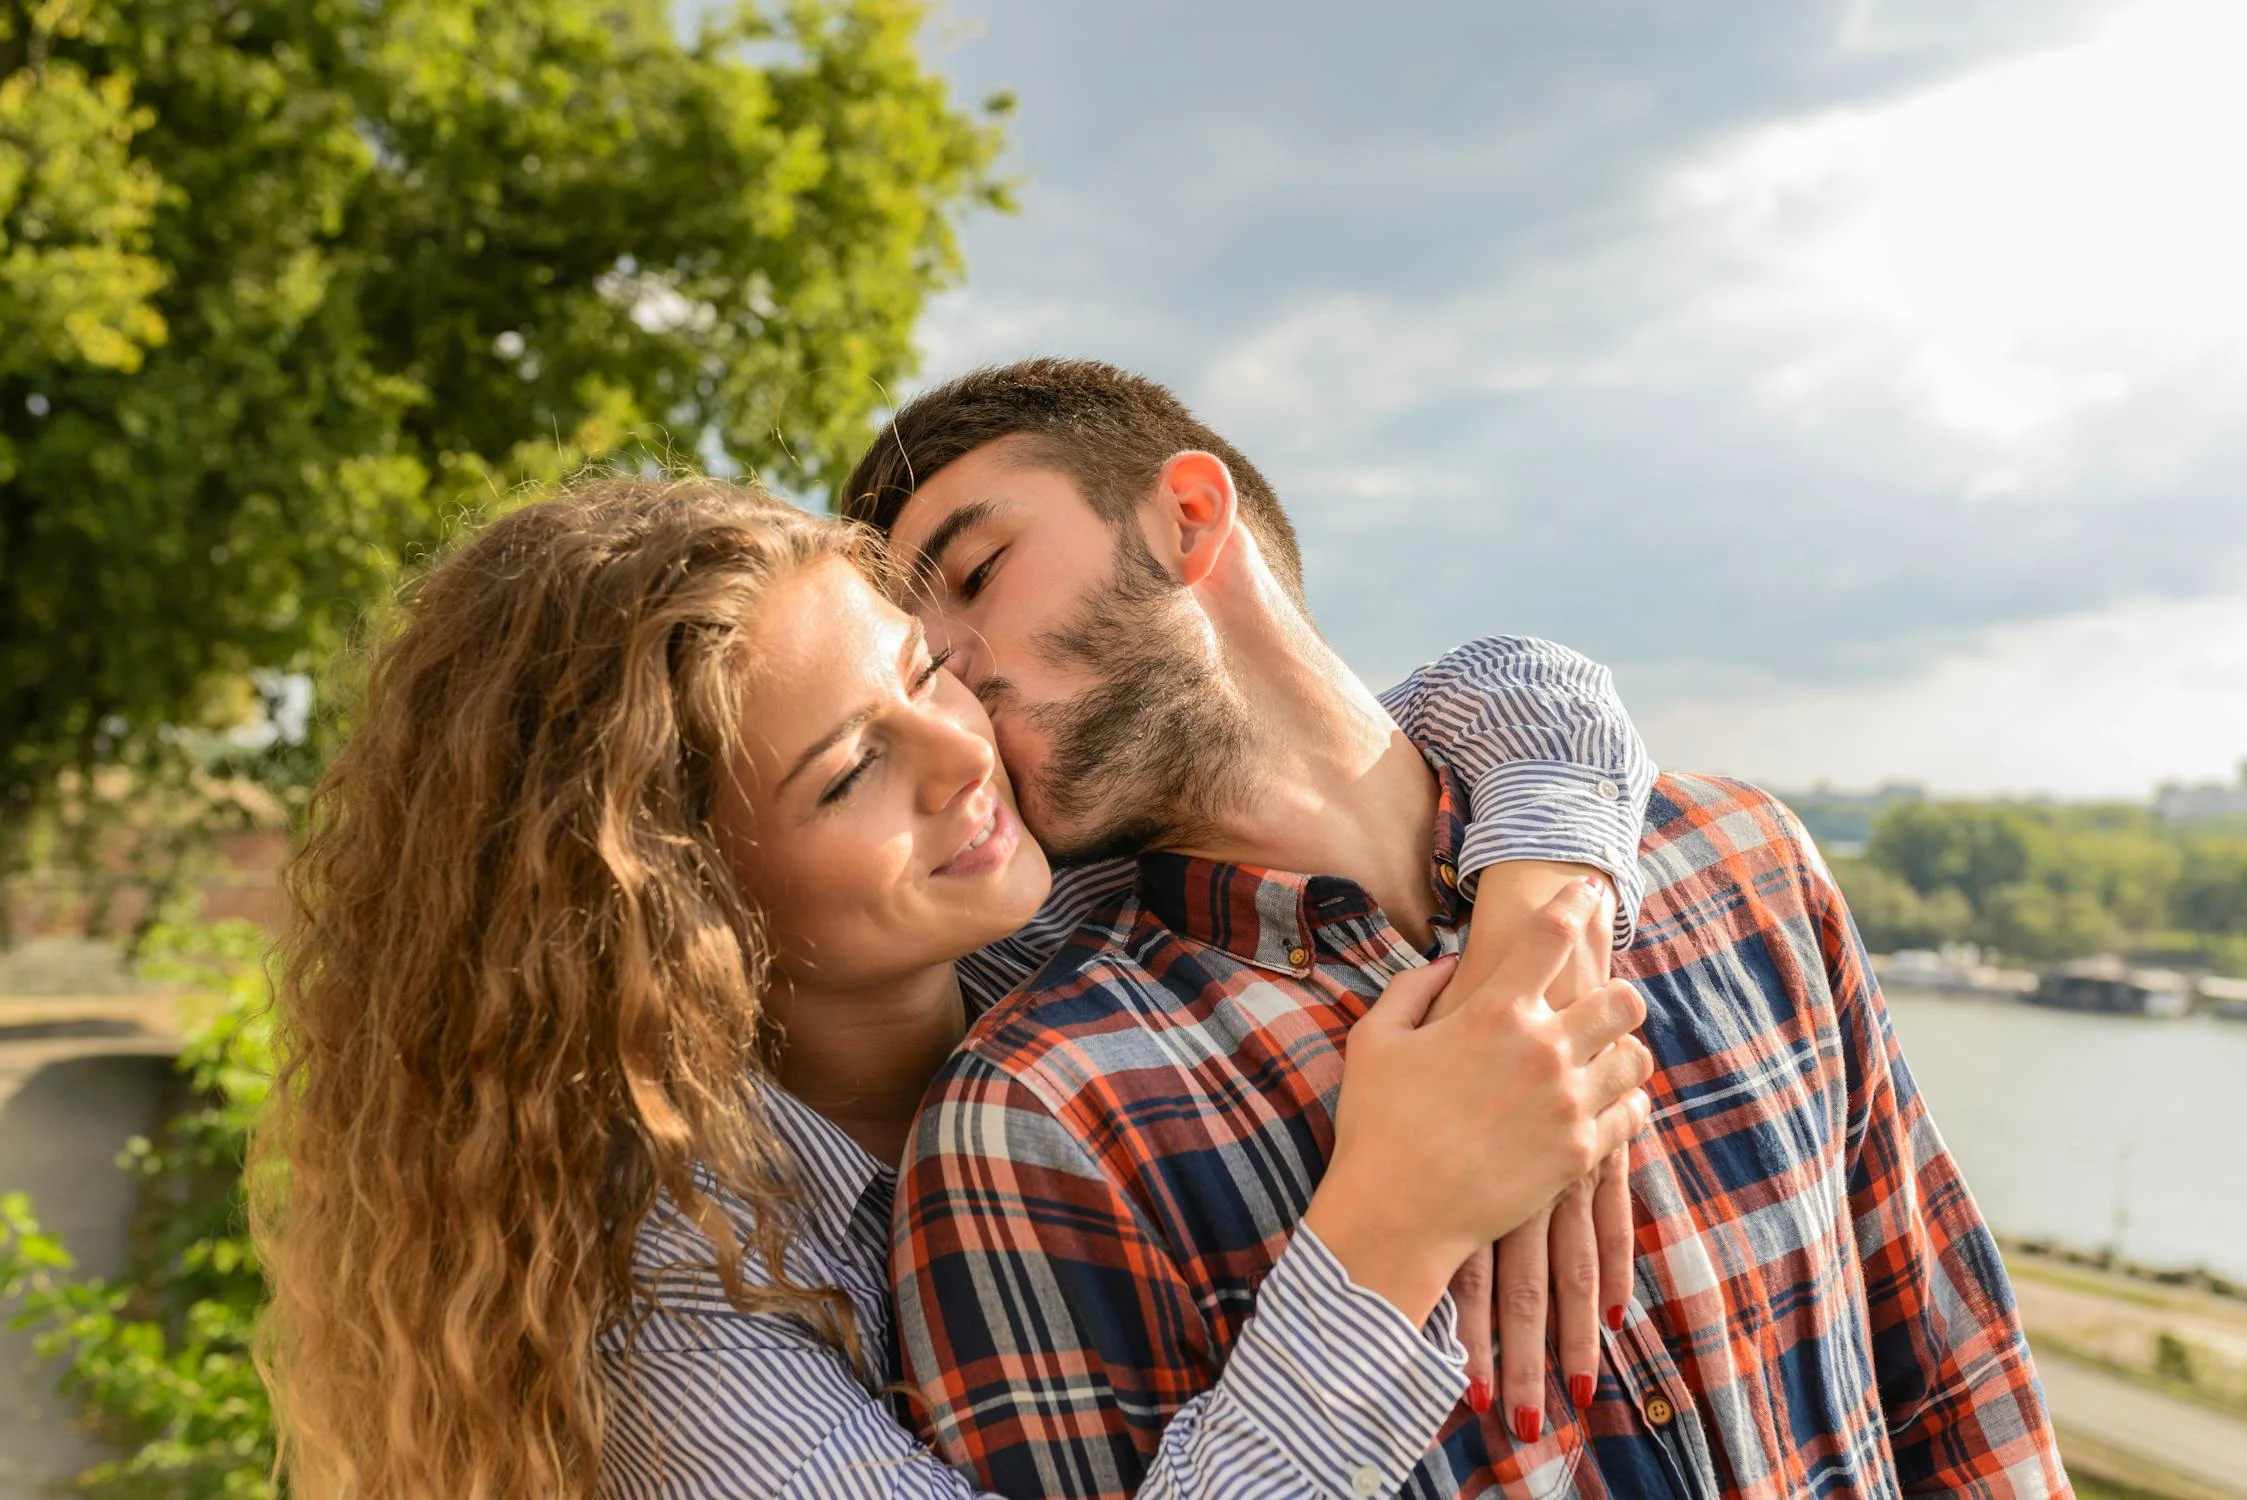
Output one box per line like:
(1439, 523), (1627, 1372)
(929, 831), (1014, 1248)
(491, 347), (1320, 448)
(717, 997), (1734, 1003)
(254, 476), (869, 1498)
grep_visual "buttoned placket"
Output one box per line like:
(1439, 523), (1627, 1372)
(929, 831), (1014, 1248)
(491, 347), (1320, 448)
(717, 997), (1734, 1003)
(1601, 1304), (1722, 1498)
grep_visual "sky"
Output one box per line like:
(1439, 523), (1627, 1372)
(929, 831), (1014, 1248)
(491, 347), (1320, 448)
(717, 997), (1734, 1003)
(906, 0), (2247, 799)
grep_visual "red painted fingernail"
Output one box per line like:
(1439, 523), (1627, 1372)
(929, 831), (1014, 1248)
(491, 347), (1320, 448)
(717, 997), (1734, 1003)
(1570, 1373), (1596, 1409)
(1605, 1304), (1626, 1332)
(1466, 1377), (1492, 1413)
(1513, 1406), (1542, 1444)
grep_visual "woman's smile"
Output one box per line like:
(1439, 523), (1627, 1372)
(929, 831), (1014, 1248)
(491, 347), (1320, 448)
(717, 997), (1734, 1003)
(933, 793), (1019, 879)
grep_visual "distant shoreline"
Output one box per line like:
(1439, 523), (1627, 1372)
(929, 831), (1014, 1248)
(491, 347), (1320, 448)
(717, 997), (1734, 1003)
(2003, 1235), (2244, 1305)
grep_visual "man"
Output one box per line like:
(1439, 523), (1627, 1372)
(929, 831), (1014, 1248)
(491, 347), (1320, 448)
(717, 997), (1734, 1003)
(842, 360), (2065, 1498)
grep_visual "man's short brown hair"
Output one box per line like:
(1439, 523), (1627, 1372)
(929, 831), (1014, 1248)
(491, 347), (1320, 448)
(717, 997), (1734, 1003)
(837, 359), (1306, 604)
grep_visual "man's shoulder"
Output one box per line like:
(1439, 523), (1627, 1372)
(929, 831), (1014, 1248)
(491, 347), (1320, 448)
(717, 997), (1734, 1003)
(933, 891), (1190, 1114)
(1628, 772), (1832, 954)
(1641, 771), (1822, 874)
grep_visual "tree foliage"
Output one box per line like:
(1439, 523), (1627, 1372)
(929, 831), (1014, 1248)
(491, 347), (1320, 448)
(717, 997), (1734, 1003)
(1835, 799), (2247, 970)
(1, 0), (1009, 838)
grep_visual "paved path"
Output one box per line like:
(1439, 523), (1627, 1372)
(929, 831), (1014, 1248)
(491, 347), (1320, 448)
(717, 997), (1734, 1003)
(2041, 1350), (2247, 1496)
(0, 1004), (180, 1500)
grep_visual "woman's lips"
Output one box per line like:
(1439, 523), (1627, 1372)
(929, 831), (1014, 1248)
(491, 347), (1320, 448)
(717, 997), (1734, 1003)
(934, 795), (1020, 879)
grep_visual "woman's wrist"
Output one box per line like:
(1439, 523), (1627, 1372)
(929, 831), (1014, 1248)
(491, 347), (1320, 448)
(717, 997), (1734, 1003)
(1302, 1173), (1470, 1328)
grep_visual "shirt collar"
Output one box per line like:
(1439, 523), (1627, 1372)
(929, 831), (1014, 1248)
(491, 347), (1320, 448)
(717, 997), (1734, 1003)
(1134, 755), (1472, 975)
(759, 1079), (896, 1251)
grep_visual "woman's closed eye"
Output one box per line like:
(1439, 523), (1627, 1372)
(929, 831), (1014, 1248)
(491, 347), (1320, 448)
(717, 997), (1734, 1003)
(913, 646), (956, 692)
(819, 747), (881, 807)
(818, 649), (957, 807)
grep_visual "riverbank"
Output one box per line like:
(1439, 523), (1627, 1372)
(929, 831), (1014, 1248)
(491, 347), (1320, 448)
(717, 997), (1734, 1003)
(2002, 1239), (2247, 1496)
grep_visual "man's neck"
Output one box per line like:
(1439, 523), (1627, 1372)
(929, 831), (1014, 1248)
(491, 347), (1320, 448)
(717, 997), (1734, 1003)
(767, 961), (967, 1169)
(1165, 610), (1441, 950)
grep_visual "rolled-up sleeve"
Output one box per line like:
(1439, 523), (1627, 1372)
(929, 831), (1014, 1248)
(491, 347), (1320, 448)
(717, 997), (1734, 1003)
(1378, 635), (1655, 947)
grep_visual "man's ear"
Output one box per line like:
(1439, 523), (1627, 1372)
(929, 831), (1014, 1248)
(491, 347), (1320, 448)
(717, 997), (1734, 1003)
(1150, 451), (1237, 587)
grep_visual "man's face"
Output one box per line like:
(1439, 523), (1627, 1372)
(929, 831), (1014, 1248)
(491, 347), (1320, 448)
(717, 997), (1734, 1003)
(886, 435), (1245, 862)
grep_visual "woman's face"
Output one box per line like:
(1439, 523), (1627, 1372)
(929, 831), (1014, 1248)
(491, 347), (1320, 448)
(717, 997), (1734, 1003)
(716, 555), (1052, 990)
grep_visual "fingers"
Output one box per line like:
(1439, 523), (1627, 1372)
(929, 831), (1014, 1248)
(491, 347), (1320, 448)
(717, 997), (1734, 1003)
(1589, 1087), (1654, 1169)
(1358, 954), (1459, 1035)
(1584, 1032), (1655, 1112)
(1546, 878), (1614, 1011)
(1558, 978), (1648, 1065)
(1593, 1146), (1635, 1337)
(1496, 1209), (1552, 1446)
(1484, 877), (1610, 1008)
(1548, 1180), (1600, 1416)
(1448, 1244), (1495, 1416)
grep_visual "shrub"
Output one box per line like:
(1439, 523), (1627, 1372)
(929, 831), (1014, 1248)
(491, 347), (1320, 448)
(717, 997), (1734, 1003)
(0, 921), (277, 1499)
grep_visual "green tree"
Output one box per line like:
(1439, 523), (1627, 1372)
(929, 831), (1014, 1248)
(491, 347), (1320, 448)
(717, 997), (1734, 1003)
(1866, 802), (2039, 914)
(1830, 856), (1973, 953)
(1985, 880), (2121, 962)
(1, 0), (1009, 850)
(2175, 840), (2247, 936)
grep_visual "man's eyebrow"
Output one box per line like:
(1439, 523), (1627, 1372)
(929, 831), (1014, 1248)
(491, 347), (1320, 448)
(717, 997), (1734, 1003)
(904, 499), (1000, 599)
(777, 619), (927, 794)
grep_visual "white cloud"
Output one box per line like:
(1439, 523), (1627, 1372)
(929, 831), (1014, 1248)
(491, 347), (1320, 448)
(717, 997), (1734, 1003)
(1629, 582), (2247, 798)
(1671, 0), (2247, 441)
(917, 0), (2247, 794)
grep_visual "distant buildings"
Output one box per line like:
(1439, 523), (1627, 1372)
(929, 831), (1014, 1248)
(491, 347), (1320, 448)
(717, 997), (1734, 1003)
(2155, 761), (2247, 824)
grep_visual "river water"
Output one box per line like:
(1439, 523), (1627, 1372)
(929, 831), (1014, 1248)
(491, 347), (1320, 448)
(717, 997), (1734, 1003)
(1883, 988), (2247, 1281)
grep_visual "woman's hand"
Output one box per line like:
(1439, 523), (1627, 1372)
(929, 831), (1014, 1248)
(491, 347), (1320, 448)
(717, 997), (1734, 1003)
(1302, 877), (1652, 1333)
(1445, 861), (1640, 1442)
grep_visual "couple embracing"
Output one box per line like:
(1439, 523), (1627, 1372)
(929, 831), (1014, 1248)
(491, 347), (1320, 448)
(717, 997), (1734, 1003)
(259, 360), (2065, 1498)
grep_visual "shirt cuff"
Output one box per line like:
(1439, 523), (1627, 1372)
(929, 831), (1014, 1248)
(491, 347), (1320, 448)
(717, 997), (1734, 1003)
(1458, 760), (1647, 949)
(1217, 1226), (1467, 1500)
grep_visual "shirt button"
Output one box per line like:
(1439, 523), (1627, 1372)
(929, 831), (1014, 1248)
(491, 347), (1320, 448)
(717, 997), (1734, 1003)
(1645, 1394), (1675, 1427)
(1348, 1464), (1384, 1497)
(1595, 778), (1622, 801)
(1287, 946), (1310, 968)
(1437, 861), (1459, 889)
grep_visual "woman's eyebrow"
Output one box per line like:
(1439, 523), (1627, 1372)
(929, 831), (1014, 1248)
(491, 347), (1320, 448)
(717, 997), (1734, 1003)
(776, 620), (927, 792)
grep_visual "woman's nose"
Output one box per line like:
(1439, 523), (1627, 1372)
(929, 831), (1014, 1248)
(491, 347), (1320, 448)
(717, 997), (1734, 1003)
(916, 705), (997, 816)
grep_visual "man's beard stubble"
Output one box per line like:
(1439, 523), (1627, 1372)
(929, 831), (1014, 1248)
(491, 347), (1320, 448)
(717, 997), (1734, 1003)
(1008, 528), (1254, 866)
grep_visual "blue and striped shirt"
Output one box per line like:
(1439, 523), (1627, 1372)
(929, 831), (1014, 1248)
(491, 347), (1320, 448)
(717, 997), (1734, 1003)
(596, 635), (1656, 1500)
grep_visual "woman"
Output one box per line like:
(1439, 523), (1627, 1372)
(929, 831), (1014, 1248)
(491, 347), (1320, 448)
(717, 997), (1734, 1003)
(256, 476), (1654, 1499)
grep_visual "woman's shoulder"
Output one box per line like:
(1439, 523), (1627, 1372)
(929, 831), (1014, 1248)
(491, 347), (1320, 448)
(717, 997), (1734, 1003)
(597, 1180), (781, 1351)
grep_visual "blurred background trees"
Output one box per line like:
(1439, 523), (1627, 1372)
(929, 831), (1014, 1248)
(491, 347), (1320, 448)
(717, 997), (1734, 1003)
(1829, 799), (2247, 971)
(1, 0), (1009, 898)
(2, 3), (1007, 1490)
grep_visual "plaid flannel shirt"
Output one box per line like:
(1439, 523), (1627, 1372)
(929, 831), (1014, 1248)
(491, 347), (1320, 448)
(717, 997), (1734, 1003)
(891, 771), (2066, 1500)
(597, 635), (1656, 1500)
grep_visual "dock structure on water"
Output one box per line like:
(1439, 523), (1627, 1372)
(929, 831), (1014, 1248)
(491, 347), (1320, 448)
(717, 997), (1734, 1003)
(2029, 957), (2194, 1019)
(1875, 944), (2037, 1000)
(2200, 974), (2247, 1022)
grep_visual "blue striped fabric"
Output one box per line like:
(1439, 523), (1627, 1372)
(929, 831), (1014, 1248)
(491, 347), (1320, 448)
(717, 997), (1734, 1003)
(595, 635), (1657, 1499)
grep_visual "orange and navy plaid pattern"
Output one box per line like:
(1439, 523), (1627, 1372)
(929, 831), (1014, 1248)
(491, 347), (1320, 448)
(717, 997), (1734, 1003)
(890, 771), (2066, 1499)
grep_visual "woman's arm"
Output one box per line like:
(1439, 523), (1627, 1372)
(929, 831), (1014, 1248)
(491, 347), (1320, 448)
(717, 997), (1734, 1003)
(597, 1227), (1467, 1500)
(1376, 634), (1653, 946)
(956, 635), (1655, 1010)
(1376, 635), (1657, 1442)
